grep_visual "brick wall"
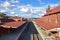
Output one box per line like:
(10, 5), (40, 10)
(40, 13), (60, 27)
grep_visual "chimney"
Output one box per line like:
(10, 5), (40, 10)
(46, 5), (50, 13)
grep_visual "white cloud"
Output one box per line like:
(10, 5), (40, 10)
(10, 12), (18, 16)
(10, 0), (19, 3)
(15, 14), (18, 16)
(34, 15), (39, 18)
(10, 11), (15, 14)
(26, 4), (32, 7)
(11, 5), (15, 7)
(46, 4), (59, 9)
(15, 0), (19, 3)
(20, 7), (29, 12)
(0, 2), (59, 18)
(30, 9), (34, 13)
(50, 4), (59, 9)
(0, 1), (13, 10)
(1, 1), (16, 9)
(18, 4), (46, 18)
(9, 5), (16, 9)
(27, 14), (32, 16)
(19, 5), (46, 15)
(2, 1), (10, 8)
(23, 14), (32, 18)
(30, 9), (41, 13)
(0, 10), (6, 13)
(5, 7), (9, 10)
(50, 4), (59, 7)
(17, 4), (32, 9)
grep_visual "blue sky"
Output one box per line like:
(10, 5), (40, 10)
(0, 0), (60, 18)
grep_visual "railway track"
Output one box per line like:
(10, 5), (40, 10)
(18, 21), (43, 40)
(0, 21), (43, 40)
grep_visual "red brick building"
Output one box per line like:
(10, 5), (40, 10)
(0, 16), (26, 36)
(10, 16), (23, 21)
(40, 5), (60, 28)
(35, 5), (60, 38)
(43, 6), (60, 25)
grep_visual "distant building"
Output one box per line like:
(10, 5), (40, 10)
(0, 18), (14, 22)
(10, 16), (22, 21)
(0, 16), (26, 36)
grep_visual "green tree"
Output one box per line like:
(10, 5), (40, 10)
(0, 12), (6, 18)
(0, 12), (10, 18)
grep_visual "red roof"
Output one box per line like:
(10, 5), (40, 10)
(10, 16), (22, 19)
(0, 21), (26, 28)
(45, 6), (60, 15)
(35, 19), (57, 30)
(0, 18), (15, 22)
(36, 6), (60, 30)
(51, 6), (60, 13)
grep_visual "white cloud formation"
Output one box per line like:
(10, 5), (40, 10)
(27, 14), (32, 16)
(30, 9), (41, 13)
(0, 1), (13, 10)
(18, 4), (46, 18)
(1, 1), (16, 9)
(19, 5), (46, 14)
(10, 0), (19, 3)
(19, 3), (60, 18)
(0, 2), (59, 18)
(46, 4), (59, 9)
(11, 5), (15, 7)
(26, 4), (32, 7)
(10, 11), (15, 14)
(50, 4), (59, 7)
(0, 10), (6, 13)
(9, 5), (16, 9)
(20, 7), (29, 12)
(15, 14), (18, 16)
(17, 4), (32, 9)
(34, 15), (39, 18)
(2, 1), (10, 8)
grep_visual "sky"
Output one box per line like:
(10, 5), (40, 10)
(0, 0), (60, 18)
